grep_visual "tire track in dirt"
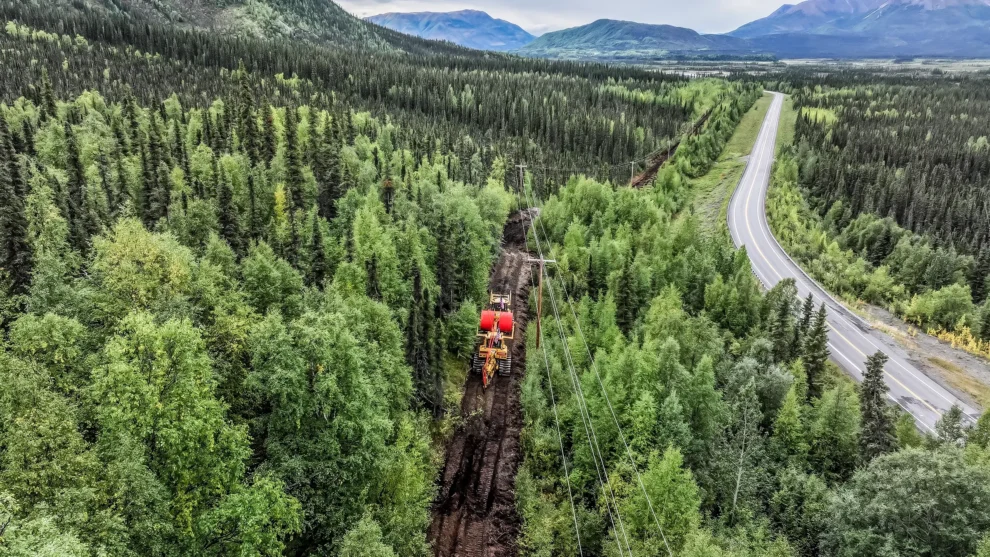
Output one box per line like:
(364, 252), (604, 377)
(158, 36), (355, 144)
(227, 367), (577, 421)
(429, 210), (535, 557)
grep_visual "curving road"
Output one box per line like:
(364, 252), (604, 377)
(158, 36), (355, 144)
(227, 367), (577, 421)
(727, 91), (979, 433)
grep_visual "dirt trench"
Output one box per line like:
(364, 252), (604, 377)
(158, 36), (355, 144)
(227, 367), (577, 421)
(429, 210), (535, 557)
(631, 108), (715, 189)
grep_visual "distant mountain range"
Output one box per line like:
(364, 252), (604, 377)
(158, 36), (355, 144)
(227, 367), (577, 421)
(50, 0), (990, 59)
(734, 0), (990, 57)
(369, 0), (990, 58)
(367, 10), (535, 51)
(518, 19), (759, 59)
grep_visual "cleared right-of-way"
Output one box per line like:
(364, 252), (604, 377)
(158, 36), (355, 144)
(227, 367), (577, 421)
(727, 91), (980, 433)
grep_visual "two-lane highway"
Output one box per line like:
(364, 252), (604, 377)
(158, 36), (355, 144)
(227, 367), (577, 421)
(728, 91), (979, 433)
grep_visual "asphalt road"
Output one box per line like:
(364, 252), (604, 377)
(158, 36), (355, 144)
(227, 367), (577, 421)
(727, 91), (980, 433)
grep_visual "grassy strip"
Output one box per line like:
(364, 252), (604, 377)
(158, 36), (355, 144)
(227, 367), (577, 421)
(687, 92), (773, 232)
(928, 357), (990, 409)
(775, 95), (797, 155)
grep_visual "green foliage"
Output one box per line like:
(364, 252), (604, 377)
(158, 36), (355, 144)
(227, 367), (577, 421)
(612, 448), (703, 555)
(0, 48), (524, 551)
(769, 386), (809, 469)
(859, 352), (898, 462)
(768, 80), (990, 341)
(770, 469), (829, 557)
(337, 516), (397, 557)
(824, 448), (990, 557)
(808, 385), (860, 484)
(895, 411), (925, 449)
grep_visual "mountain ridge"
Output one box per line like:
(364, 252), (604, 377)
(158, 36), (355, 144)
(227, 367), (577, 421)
(518, 18), (759, 59)
(28, 0), (477, 56)
(731, 0), (990, 46)
(519, 1), (990, 59)
(366, 10), (535, 51)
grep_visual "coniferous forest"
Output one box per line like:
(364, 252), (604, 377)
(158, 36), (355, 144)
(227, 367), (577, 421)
(3, 3), (990, 557)
(766, 72), (990, 354)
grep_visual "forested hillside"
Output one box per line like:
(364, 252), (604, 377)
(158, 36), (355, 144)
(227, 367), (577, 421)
(513, 75), (990, 556)
(18, 0), (472, 55)
(515, 93), (990, 557)
(764, 74), (990, 355)
(0, 40), (515, 557)
(0, 4), (745, 555)
(4, 1), (990, 555)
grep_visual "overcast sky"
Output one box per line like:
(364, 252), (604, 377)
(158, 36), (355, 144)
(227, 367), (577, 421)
(337, 0), (787, 35)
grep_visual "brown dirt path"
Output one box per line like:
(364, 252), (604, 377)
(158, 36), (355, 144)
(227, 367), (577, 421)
(428, 210), (534, 557)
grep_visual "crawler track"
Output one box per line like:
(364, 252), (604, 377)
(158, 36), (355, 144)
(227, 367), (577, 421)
(429, 210), (535, 557)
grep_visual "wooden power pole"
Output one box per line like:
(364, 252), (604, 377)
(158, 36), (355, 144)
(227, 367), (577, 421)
(516, 163), (527, 193)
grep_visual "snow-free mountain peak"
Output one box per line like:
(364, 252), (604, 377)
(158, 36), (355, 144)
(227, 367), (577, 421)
(366, 10), (536, 51)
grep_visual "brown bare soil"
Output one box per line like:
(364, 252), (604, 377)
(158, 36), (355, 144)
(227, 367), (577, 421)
(631, 108), (714, 189)
(428, 210), (535, 557)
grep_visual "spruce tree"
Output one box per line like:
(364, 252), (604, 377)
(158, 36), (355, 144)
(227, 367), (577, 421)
(285, 209), (300, 267)
(237, 68), (259, 163)
(0, 119), (31, 294)
(381, 178), (395, 215)
(284, 107), (305, 213)
(140, 145), (154, 226)
(803, 303), (829, 401)
(154, 162), (172, 225)
(772, 294), (795, 363)
(309, 216), (327, 288)
(0, 117), (24, 200)
(406, 265), (436, 413)
(616, 256), (639, 335)
(98, 152), (116, 221)
(247, 174), (261, 242)
(366, 254), (380, 301)
(63, 122), (91, 252)
(39, 68), (57, 121)
(262, 107), (276, 165)
(797, 293), (815, 340)
(217, 168), (241, 255)
(859, 351), (898, 463)
(316, 131), (341, 220)
(972, 248), (990, 304)
(20, 120), (36, 158)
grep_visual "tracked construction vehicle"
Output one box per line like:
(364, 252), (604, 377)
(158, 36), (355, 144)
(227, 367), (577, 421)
(472, 293), (515, 389)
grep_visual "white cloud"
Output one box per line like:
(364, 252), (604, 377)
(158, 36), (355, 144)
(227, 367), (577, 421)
(339, 0), (788, 34)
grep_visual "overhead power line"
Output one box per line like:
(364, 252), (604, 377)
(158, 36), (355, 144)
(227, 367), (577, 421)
(522, 178), (675, 557)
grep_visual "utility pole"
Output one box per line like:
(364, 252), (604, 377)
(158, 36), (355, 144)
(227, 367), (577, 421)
(516, 163), (527, 193)
(631, 161), (636, 185)
(528, 256), (556, 348)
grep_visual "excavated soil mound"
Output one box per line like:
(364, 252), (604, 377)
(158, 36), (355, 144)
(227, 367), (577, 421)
(429, 210), (535, 557)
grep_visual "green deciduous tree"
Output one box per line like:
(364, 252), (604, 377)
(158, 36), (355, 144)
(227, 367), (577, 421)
(614, 447), (702, 556)
(824, 448), (990, 557)
(770, 468), (829, 557)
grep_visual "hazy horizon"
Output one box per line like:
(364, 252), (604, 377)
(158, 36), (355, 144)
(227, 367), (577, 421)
(338, 0), (788, 35)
